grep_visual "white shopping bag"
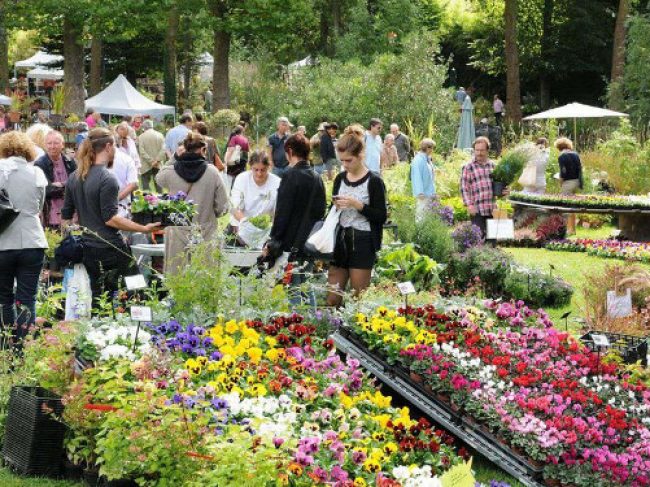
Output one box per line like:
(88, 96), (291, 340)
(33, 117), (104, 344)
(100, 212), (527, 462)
(487, 219), (515, 240)
(237, 220), (271, 249)
(305, 207), (341, 256)
(65, 264), (92, 320)
(607, 288), (633, 319)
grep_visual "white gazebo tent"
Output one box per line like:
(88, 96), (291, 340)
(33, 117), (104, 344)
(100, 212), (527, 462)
(26, 67), (64, 80)
(523, 102), (628, 146)
(14, 50), (63, 78)
(198, 52), (213, 81)
(85, 75), (175, 118)
(0, 95), (11, 106)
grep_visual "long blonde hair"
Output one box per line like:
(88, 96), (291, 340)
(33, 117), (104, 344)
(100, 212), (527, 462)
(77, 127), (114, 180)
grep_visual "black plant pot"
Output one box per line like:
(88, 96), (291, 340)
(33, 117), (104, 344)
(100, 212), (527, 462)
(2, 386), (66, 477)
(131, 211), (152, 225)
(492, 181), (506, 197)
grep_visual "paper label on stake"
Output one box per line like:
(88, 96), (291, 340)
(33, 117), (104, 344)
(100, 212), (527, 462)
(440, 458), (475, 487)
(124, 274), (147, 291)
(397, 281), (416, 295)
(606, 289), (633, 319)
(130, 306), (152, 322)
(591, 333), (611, 348)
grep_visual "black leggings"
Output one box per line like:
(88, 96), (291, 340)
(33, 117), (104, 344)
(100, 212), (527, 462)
(82, 244), (135, 306)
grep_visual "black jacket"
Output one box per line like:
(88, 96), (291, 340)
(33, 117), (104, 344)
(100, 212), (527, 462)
(333, 171), (387, 251)
(269, 161), (326, 257)
(320, 134), (336, 162)
(35, 153), (77, 200)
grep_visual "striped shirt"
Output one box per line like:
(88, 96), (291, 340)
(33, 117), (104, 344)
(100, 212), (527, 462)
(461, 158), (496, 216)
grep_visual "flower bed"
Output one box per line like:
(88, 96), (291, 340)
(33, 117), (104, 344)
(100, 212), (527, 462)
(546, 239), (650, 263)
(509, 192), (650, 210)
(52, 315), (471, 486)
(346, 302), (650, 486)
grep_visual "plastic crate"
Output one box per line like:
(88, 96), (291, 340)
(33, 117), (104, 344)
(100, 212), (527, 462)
(2, 386), (66, 477)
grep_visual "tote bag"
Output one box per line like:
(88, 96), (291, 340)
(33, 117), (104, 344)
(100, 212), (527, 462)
(518, 163), (537, 187)
(304, 206), (341, 261)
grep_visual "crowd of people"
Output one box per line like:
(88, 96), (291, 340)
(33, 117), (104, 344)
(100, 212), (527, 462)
(0, 108), (583, 340)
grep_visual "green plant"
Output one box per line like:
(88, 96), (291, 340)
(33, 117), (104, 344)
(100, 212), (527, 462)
(376, 244), (441, 291)
(503, 268), (573, 308)
(36, 284), (65, 323)
(50, 85), (66, 115)
(44, 228), (62, 259)
(491, 146), (530, 185)
(441, 196), (469, 222)
(247, 214), (271, 230)
(443, 246), (514, 298)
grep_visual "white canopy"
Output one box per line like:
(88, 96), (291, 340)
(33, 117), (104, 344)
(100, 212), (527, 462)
(0, 95), (11, 106)
(15, 50), (63, 69)
(198, 52), (213, 65)
(288, 56), (315, 70)
(26, 67), (64, 80)
(523, 102), (628, 120)
(85, 75), (175, 117)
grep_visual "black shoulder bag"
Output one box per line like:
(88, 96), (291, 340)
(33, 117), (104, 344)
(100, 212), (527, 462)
(0, 188), (20, 235)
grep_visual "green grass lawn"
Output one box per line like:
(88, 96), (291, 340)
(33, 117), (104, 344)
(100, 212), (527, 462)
(0, 469), (81, 487)
(504, 226), (650, 331)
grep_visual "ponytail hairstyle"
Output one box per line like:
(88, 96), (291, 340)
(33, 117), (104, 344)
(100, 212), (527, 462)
(336, 124), (365, 159)
(182, 131), (207, 153)
(77, 127), (114, 180)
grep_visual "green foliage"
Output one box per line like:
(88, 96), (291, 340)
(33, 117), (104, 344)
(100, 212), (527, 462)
(441, 196), (469, 222)
(376, 243), (441, 291)
(444, 246), (514, 298)
(622, 14), (650, 133)
(492, 144), (534, 185)
(436, 149), (469, 198)
(503, 268), (573, 308)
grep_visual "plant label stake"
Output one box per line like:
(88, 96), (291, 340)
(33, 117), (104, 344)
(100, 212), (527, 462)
(591, 333), (610, 375)
(560, 311), (571, 332)
(398, 281), (416, 315)
(130, 305), (152, 352)
(125, 274), (148, 291)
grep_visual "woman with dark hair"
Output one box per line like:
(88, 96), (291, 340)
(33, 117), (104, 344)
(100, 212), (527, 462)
(156, 132), (229, 240)
(193, 121), (224, 171)
(327, 124), (387, 306)
(224, 125), (250, 190)
(264, 134), (325, 306)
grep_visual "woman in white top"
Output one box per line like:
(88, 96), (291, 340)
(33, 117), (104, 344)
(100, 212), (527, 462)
(228, 150), (280, 236)
(522, 137), (549, 195)
(0, 131), (48, 347)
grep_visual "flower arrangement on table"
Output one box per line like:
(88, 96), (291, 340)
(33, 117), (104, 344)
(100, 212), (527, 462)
(56, 314), (470, 486)
(345, 302), (650, 486)
(509, 191), (650, 210)
(547, 238), (650, 263)
(131, 191), (197, 226)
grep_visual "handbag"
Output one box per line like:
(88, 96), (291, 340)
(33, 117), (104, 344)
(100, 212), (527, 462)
(304, 206), (341, 261)
(55, 234), (85, 267)
(225, 145), (241, 166)
(0, 188), (20, 235)
(518, 163), (537, 187)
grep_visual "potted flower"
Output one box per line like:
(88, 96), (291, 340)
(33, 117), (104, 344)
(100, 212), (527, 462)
(8, 95), (23, 123)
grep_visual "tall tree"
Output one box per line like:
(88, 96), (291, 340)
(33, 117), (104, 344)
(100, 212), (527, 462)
(539, 0), (554, 109)
(504, 0), (522, 122)
(164, 3), (180, 107)
(610, 0), (630, 109)
(89, 36), (103, 96)
(62, 15), (85, 114)
(0, 0), (9, 94)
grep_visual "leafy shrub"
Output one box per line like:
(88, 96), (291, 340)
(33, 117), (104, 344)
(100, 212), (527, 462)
(392, 203), (455, 264)
(436, 150), (468, 198)
(441, 196), (469, 222)
(443, 246), (514, 298)
(492, 144), (535, 185)
(503, 268), (573, 308)
(535, 214), (567, 242)
(451, 223), (483, 252)
(376, 244), (440, 291)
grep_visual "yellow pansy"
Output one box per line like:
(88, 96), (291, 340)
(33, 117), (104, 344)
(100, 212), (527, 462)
(264, 336), (277, 348)
(353, 478), (367, 487)
(246, 347), (263, 364)
(225, 320), (239, 335)
(362, 459), (380, 473)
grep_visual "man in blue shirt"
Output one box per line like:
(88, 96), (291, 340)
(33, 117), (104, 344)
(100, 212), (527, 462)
(363, 118), (383, 174)
(267, 116), (292, 178)
(164, 114), (193, 158)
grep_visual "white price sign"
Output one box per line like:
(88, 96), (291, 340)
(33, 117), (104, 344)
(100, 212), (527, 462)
(130, 306), (152, 322)
(591, 333), (611, 348)
(124, 274), (148, 291)
(397, 281), (416, 295)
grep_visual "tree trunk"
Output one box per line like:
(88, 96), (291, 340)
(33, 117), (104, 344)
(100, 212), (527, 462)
(181, 17), (193, 108)
(62, 17), (85, 116)
(319, 4), (330, 55)
(539, 0), (553, 109)
(164, 4), (180, 107)
(89, 36), (103, 96)
(504, 0), (522, 122)
(611, 0), (629, 82)
(0, 0), (9, 95)
(213, 27), (230, 111)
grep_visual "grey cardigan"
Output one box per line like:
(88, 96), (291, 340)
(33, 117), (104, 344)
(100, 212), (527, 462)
(0, 156), (48, 250)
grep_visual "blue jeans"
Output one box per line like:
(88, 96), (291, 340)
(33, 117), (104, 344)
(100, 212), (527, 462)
(0, 248), (45, 344)
(272, 166), (289, 178)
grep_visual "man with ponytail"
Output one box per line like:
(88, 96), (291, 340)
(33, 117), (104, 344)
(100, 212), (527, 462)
(62, 128), (159, 305)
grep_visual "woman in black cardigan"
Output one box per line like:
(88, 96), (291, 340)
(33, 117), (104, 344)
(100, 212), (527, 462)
(327, 125), (387, 307)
